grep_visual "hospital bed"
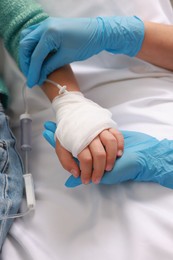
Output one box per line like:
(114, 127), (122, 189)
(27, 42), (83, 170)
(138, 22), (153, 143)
(1, 0), (173, 259)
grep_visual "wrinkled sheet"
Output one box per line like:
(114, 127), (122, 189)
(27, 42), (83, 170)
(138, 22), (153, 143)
(1, 0), (173, 259)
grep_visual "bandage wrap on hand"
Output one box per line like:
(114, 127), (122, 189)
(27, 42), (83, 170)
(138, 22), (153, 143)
(52, 92), (117, 157)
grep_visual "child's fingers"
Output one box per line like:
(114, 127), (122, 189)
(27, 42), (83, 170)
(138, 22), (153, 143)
(78, 148), (93, 184)
(88, 137), (106, 184)
(109, 128), (124, 156)
(55, 138), (80, 178)
(99, 130), (118, 171)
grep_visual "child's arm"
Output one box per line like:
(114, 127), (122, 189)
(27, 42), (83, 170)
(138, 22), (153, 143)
(41, 65), (124, 185)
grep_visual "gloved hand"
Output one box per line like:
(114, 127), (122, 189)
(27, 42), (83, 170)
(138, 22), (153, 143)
(19, 16), (144, 87)
(43, 121), (173, 190)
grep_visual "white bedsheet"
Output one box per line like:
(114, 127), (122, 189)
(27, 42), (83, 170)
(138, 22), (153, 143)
(1, 0), (173, 259)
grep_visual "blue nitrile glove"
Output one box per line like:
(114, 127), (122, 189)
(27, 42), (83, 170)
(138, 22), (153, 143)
(43, 121), (56, 148)
(43, 121), (173, 190)
(19, 16), (144, 87)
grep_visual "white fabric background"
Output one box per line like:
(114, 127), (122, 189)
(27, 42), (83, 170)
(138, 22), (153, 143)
(1, 0), (173, 259)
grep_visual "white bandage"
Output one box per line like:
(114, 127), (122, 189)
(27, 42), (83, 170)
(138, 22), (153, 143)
(52, 92), (117, 157)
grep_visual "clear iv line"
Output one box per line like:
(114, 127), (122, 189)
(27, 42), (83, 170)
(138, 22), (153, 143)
(0, 83), (35, 221)
(0, 208), (33, 221)
(0, 79), (65, 221)
(22, 82), (29, 113)
(45, 79), (68, 94)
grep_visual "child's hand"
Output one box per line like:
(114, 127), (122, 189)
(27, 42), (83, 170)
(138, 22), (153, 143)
(43, 121), (124, 185)
(66, 131), (173, 191)
(45, 91), (124, 185)
(75, 128), (124, 184)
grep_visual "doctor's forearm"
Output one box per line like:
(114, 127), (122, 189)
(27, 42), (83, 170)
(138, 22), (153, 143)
(41, 65), (80, 102)
(137, 21), (173, 71)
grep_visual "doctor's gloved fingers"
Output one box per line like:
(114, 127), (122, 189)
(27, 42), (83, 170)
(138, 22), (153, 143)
(19, 25), (48, 85)
(19, 37), (39, 79)
(42, 130), (56, 148)
(108, 128), (124, 156)
(44, 121), (57, 133)
(55, 139), (80, 178)
(19, 45), (31, 78)
(19, 31), (41, 78)
(43, 121), (57, 148)
(27, 33), (61, 87)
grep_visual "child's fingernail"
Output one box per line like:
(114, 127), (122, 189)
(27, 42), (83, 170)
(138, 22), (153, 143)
(70, 169), (79, 178)
(83, 179), (90, 185)
(117, 150), (123, 157)
(93, 178), (101, 184)
(106, 165), (113, 171)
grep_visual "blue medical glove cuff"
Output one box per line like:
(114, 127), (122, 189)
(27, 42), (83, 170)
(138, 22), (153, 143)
(103, 16), (145, 57)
